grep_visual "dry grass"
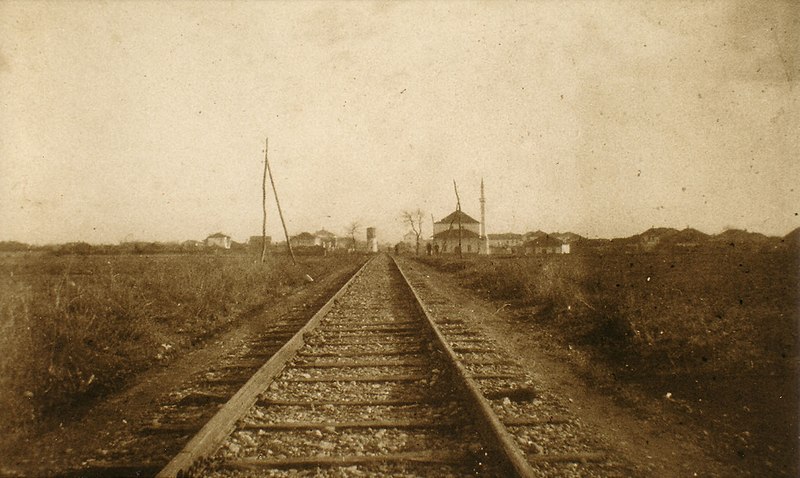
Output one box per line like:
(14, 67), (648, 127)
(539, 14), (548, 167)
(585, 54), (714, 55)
(0, 252), (361, 433)
(418, 249), (798, 375)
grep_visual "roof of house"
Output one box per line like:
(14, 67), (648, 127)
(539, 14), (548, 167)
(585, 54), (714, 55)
(526, 235), (564, 247)
(207, 232), (230, 239)
(488, 233), (523, 240)
(524, 230), (547, 237)
(314, 229), (336, 238)
(435, 210), (480, 225)
(433, 228), (481, 239)
(293, 232), (316, 240)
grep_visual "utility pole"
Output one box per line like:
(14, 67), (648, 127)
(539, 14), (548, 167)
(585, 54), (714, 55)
(264, 137), (297, 265)
(453, 180), (463, 259)
(261, 140), (269, 263)
(480, 178), (487, 255)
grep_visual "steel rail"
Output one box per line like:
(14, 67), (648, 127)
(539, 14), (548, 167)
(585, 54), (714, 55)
(159, 254), (537, 477)
(156, 256), (373, 478)
(391, 256), (538, 478)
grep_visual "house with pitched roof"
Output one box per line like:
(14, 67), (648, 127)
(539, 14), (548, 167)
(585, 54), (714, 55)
(431, 210), (485, 254)
(524, 235), (570, 254)
(290, 232), (320, 248)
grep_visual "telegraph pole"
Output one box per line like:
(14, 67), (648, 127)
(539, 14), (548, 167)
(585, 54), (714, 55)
(261, 139), (269, 263)
(453, 180), (463, 259)
(264, 137), (297, 265)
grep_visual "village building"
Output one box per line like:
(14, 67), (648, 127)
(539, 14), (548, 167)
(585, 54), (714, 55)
(290, 232), (320, 248)
(524, 235), (570, 255)
(205, 232), (231, 249)
(487, 233), (524, 254)
(314, 229), (338, 250)
(431, 210), (486, 254)
(523, 230), (547, 242)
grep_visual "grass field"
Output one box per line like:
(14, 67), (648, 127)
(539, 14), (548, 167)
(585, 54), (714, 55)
(0, 252), (363, 434)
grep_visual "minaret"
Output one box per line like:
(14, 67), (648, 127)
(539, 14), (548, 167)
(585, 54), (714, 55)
(480, 178), (488, 254)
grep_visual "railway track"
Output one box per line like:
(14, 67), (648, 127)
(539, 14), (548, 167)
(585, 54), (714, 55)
(156, 254), (626, 478)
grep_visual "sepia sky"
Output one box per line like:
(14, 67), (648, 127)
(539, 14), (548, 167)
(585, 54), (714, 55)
(1, 1), (798, 245)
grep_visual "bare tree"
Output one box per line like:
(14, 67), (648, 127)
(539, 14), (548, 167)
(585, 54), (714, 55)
(402, 209), (425, 255)
(345, 221), (361, 251)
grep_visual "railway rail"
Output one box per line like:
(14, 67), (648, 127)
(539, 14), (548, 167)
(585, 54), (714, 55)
(156, 254), (624, 477)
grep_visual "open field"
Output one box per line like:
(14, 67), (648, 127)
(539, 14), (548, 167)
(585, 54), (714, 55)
(0, 252), (363, 436)
(415, 248), (799, 474)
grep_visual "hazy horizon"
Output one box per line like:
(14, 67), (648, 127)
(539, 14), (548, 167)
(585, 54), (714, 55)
(2, 1), (798, 245)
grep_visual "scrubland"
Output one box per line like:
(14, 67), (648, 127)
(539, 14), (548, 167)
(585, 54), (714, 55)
(417, 247), (798, 472)
(419, 249), (797, 377)
(0, 252), (361, 435)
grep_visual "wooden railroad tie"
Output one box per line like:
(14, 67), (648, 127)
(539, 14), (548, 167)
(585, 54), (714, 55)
(307, 338), (422, 346)
(224, 450), (471, 469)
(452, 345), (497, 353)
(298, 349), (423, 358)
(278, 373), (428, 383)
(322, 320), (418, 328)
(502, 416), (570, 426)
(316, 330), (420, 338)
(258, 397), (455, 407)
(238, 418), (457, 431)
(292, 359), (427, 368)
(320, 326), (418, 333)
(470, 372), (526, 380)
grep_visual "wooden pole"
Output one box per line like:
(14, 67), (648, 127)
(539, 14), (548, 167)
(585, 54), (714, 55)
(453, 180), (463, 259)
(264, 138), (297, 265)
(261, 139), (269, 263)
